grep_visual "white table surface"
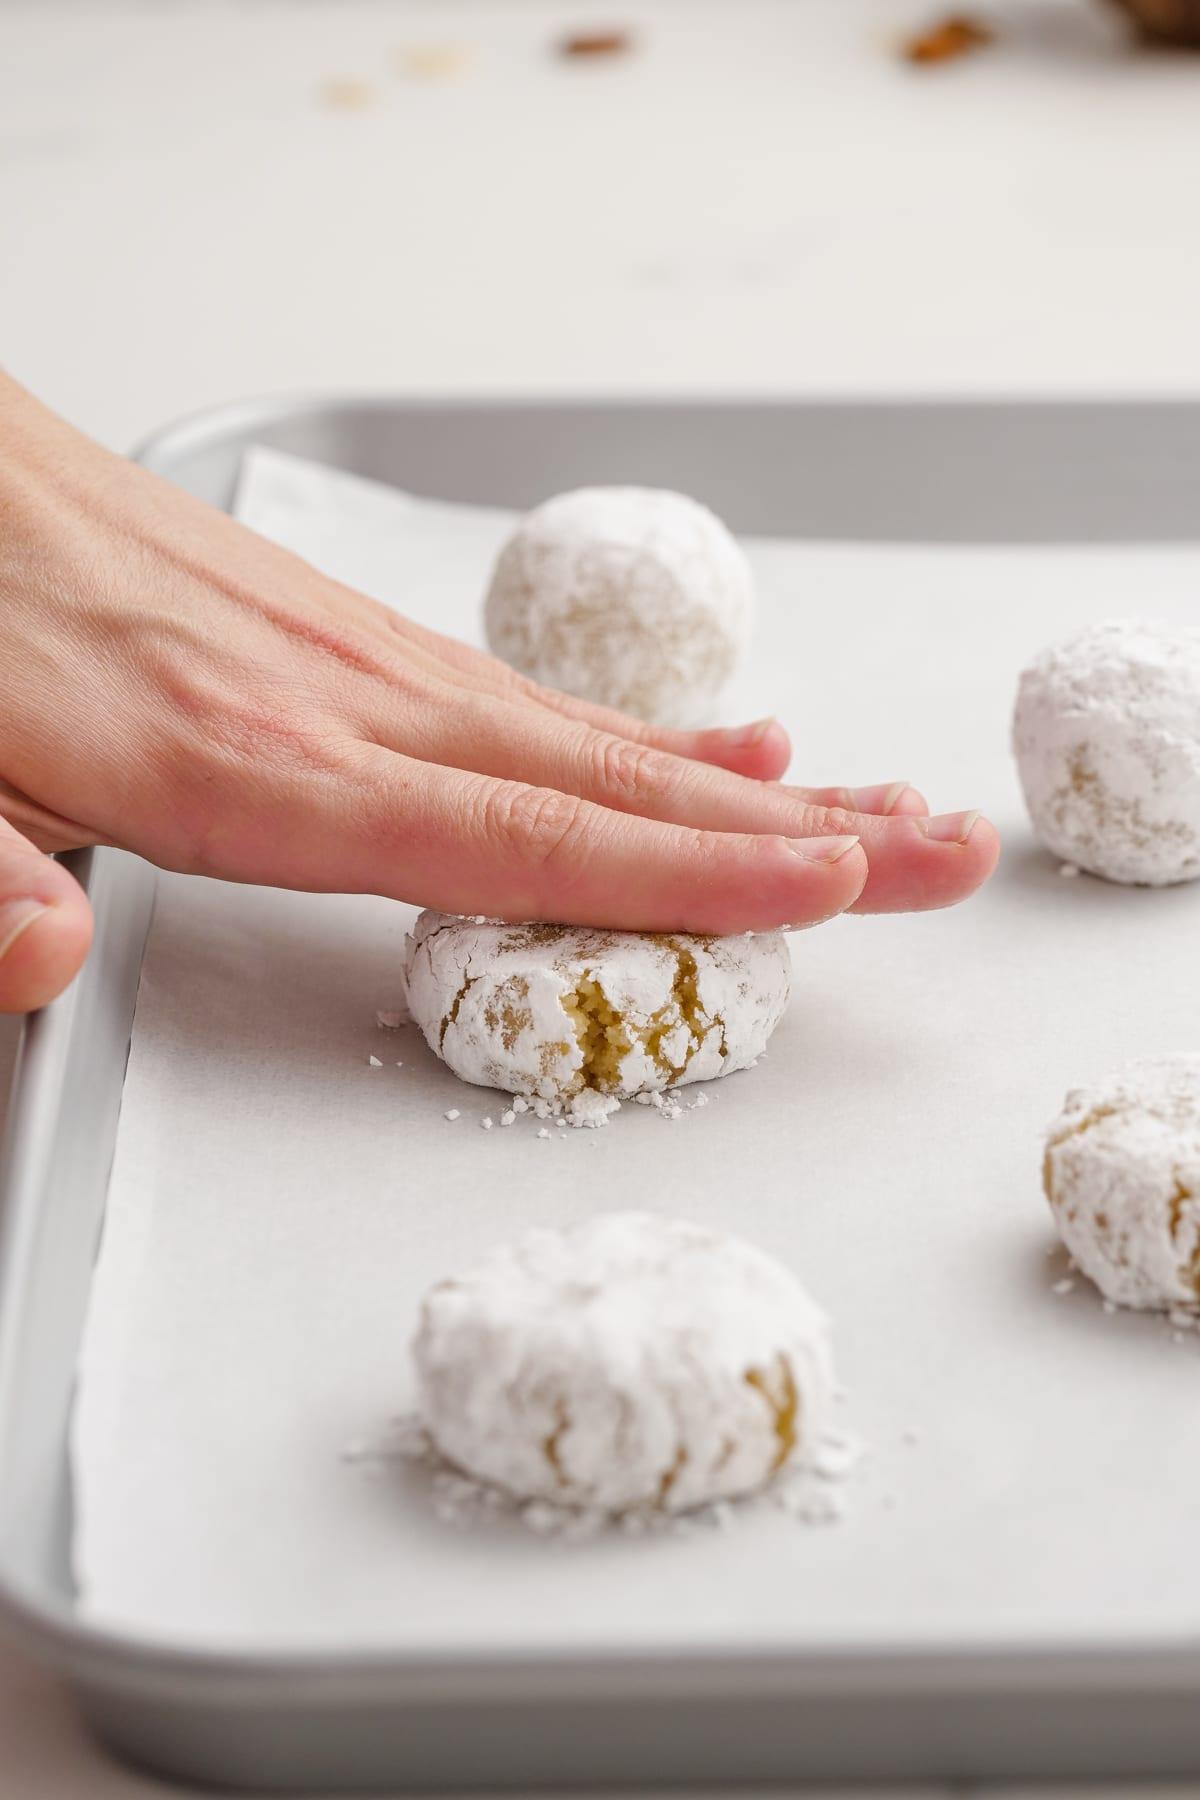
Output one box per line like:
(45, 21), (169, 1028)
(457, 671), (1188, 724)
(4, 0), (1200, 1791)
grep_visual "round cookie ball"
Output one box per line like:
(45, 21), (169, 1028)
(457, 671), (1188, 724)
(1012, 618), (1200, 885)
(1043, 1055), (1200, 1312)
(404, 912), (790, 1107)
(483, 486), (754, 726)
(413, 1211), (834, 1515)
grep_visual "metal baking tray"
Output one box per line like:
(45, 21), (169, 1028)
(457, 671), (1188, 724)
(4, 397), (1200, 1792)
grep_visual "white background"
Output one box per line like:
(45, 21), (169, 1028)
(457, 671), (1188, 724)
(4, 0), (1200, 1792)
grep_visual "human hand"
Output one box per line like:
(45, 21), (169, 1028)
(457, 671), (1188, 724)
(0, 377), (999, 1013)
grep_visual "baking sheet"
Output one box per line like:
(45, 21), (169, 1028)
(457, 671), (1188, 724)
(72, 450), (1200, 1654)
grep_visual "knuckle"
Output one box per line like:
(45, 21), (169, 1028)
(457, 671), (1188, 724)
(592, 735), (671, 810)
(483, 782), (589, 869)
(805, 803), (857, 838)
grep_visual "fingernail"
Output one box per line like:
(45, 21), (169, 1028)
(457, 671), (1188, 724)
(0, 900), (50, 963)
(919, 810), (981, 845)
(850, 781), (914, 816)
(723, 717), (776, 748)
(788, 835), (861, 864)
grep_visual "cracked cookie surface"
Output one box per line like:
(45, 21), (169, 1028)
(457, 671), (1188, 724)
(1044, 1055), (1200, 1311)
(1013, 619), (1200, 885)
(404, 911), (790, 1103)
(413, 1212), (834, 1515)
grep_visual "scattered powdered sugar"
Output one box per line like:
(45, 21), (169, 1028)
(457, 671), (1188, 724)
(500, 1110), (516, 1127)
(1052, 1277), (1076, 1296)
(358, 1411), (860, 1544)
(480, 1116), (493, 1130)
(443, 1108), (461, 1122)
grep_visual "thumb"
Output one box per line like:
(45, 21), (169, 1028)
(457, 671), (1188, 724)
(0, 817), (93, 1013)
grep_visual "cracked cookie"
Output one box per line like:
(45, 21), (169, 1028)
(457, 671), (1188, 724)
(1044, 1056), (1200, 1311)
(1013, 619), (1200, 885)
(483, 486), (754, 726)
(413, 1212), (834, 1515)
(403, 912), (790, 1107)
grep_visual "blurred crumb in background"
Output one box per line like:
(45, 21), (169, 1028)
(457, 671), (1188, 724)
(318, 77), (376, 111)
(557, 27), (634, 59)
(903, 12), (995, 62)
(1107, 0), (1200, 43)
(393, 44), (474, 81)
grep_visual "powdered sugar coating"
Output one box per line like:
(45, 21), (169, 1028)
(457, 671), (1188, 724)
(403, 911), (790, 1103)
(413, 1212), (834, 1514)
(1013, 619), (1200, 885)
(483, 486), (754, 726)
(1043, 1055), (1200, 1311)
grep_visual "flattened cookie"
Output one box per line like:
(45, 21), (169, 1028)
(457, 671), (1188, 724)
(404, 912), (790, 1105)
(413, 1212), (834, 1514)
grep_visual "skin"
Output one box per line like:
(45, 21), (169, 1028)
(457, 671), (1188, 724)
(0, 373), (999, 1015)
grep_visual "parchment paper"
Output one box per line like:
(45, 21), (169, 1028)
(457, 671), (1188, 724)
(71, 449), (1200, 1653)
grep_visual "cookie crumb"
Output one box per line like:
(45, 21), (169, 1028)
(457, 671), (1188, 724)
(444, 1108), (461, 1121)
(1058, 863), (1081, 879)
(395, 43), (472, 80)
(319, 78), (375, 111)
(903, 13), (993, 63)
(480, 1116), (494, 1130)
(367, 1054), (383, 1069)
(558, 27), (632, 58)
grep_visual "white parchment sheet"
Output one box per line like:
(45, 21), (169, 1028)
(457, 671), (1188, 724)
(72, 449), (1200, 1653)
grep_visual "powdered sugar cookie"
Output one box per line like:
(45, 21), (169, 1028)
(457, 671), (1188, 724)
(403, 912), (789, 1110)
(1043, 1055), (1200, 1312)
(483, 487), (753, 726)
(1013, 619), (1200, 886)
(413, 1212), (834, 1515)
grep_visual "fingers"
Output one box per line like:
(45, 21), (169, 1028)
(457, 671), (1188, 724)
(0, 816), (93, 1012)
(372, 691), (991, 913)
(306, 750), (869, 934)
(355, 606), (795, 779)
(849, 809), (1000, 913)
(802, 781), (929, 820)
